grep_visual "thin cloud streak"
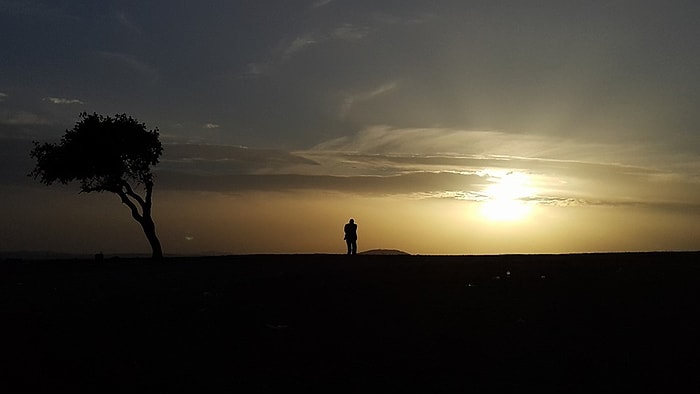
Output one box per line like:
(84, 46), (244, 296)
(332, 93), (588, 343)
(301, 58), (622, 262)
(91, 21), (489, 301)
(340, 82), (399, 118)
(308, 126), (693, 169)
(332, 24), (371, 41)
(156, 171), (482, 196)
(311, 0), (334, 9)
(283, 34), (320, 58)
(96, 51), (159, 82)
(0, 110), (52, 126)
(160, 143), (318, 175)
(114, 11), (141, 34)
(43, 97), (85, 105)
(241, 22), (372, 78)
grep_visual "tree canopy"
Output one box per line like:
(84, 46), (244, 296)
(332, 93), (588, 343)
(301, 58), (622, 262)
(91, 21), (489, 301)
(30, 112), (164, 259)
(30, 112), (162, 193)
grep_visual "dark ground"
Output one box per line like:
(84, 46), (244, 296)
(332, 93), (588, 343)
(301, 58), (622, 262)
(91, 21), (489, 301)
(2, 252), (700, 393)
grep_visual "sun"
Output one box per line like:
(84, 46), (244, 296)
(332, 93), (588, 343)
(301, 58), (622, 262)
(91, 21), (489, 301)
(480, 171), (534, 222)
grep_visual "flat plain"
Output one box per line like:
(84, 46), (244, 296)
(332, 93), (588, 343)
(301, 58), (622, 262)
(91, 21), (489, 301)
(2, 252), (700, 393)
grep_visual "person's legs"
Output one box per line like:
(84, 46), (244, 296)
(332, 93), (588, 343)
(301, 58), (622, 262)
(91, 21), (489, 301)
(346, 240), (352, 255)
(351, 241), (357, 255)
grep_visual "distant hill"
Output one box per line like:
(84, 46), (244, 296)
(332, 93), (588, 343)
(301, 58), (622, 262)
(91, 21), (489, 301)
(359, 249), (410, 255)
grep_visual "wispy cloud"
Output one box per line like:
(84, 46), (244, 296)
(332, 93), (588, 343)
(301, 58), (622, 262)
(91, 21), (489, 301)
(156, 169), (480, 197)
(97, 51), (159, 82)
(283, 34), (320, 58)
(204, 123), (220, 129)
(0, 92), (6, 102)
(241, 23), (371, 78)
(300, 126), (700, 208)
(340, 82), (399, 118)
(146, 126), (700, 215)
(240, 62), (270, 79)
(309, 126), (654, 163)
(310, 0), (333, 9)
(159, 143), (318, 176)
(332, 24), (371, 41)
(114, 11), (141, 34)
(371, 12), (433, 26)
(43, 97), (85, 105)
(0, 110), (52, 126)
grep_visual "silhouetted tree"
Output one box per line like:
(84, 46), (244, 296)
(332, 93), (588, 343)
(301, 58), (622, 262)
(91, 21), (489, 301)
(29, 112), (164, 259)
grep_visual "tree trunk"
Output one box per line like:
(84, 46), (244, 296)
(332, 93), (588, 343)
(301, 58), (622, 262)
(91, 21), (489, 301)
(115, 182), (163, 260)
(141, 214), (163, 260)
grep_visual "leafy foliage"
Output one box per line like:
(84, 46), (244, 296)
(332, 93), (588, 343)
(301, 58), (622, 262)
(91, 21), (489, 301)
(30, 112), (163, 193)
(29, 112), (165, 259)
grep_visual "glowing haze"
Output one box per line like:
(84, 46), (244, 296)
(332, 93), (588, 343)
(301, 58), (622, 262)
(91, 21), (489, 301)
(2, 1), (700, 255)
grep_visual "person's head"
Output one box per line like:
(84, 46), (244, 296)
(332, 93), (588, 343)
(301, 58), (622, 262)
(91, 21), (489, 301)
(349, 218), (354, 224)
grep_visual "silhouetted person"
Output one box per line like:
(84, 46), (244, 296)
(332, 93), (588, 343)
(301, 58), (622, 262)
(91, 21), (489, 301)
(344, 218), (358, 255)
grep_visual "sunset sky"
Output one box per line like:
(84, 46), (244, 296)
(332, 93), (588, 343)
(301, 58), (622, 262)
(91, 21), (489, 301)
(2, 1), (700, 256)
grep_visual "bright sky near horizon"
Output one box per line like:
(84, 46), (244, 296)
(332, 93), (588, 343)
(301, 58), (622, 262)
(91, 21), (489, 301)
(2, 0), (700, 255)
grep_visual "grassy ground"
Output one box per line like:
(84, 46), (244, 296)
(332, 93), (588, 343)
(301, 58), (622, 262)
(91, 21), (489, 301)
(2, 252), (700, 393)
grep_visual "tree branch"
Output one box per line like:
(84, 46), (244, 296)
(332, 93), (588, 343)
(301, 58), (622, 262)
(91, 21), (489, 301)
(115, 189), (144, 223)
(143, 181), (153, 216)
(120, 181), (147, 207)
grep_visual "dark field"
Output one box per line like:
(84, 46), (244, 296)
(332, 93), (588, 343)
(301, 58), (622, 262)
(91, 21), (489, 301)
(2, 252), (700, 393)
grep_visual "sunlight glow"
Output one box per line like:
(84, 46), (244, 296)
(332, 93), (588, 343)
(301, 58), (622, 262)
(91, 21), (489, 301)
(480, 171), (535, 222)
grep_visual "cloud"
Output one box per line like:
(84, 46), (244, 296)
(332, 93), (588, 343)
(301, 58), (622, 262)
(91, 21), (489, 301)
(156, 170), (481, 197)
(114, 11), (141, 34)
(43, 97), (85, 105)
(96, 51), (159, 82)
(204, 123), (220, 129)
(159, 143), (319, 176)
(0, 110), (52, 126)
(340, 82), (399, 118)
(241, 23), (370, 78)
(240, 62), (270, 79)
(0, 92), (7, 102)
(311, 0), (333, 8)
(283, 34), (320, 57)
(371, 12), (433, 26)
(308, 126), (663, 166)
(332, 24), (371, 41)
(158, 143), (475, 195)
(154, 156), (700, 214)
(283, 24), (370, 57)
(298, 126), (700, 208)
(147, 129), (700, 216)
(239, 34), (320, 78)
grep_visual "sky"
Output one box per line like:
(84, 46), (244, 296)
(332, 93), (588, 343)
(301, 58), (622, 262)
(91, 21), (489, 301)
(2, 0), (700, 256)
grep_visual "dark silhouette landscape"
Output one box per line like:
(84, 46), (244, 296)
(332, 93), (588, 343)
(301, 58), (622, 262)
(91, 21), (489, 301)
(2, 252), (700, 392)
